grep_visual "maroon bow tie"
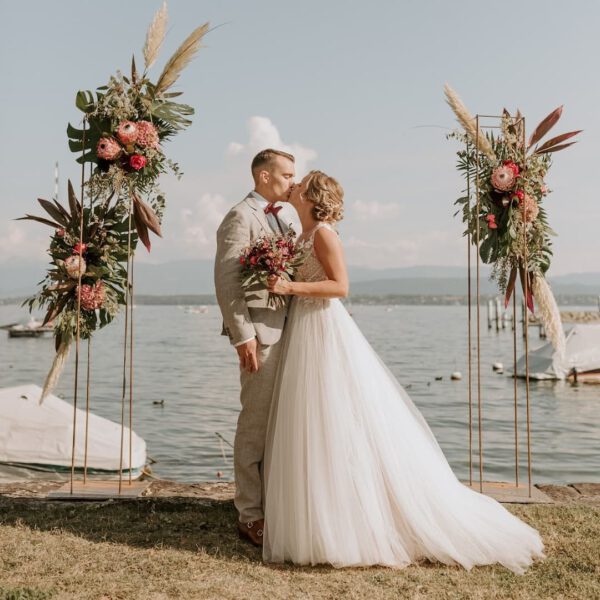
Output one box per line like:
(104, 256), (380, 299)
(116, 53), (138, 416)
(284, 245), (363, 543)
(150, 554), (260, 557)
(264, 203), (282, 217)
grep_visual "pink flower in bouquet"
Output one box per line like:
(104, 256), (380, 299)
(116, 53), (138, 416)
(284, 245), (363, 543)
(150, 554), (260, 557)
(136, 121), (160, 149)
(485, 214), (498, 229)
(56, 228), (65, 238)
(97, 137), (122, 160)
(491, 165), (516, 191)
(520, 194), (539, 222)
(512, 189), (525, 205)
(64, 255), (86, 279)
(73, 242), (88, 255)
(541, 184), (548, 195)
(129, 154), (147, 170)
(77, 280), (106, 311)
(116, 121), (138, 145)
(502, 160), (520, 177)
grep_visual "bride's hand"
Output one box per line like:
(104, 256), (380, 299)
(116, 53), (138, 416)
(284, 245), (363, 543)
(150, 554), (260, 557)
(267, 275), (293, 295)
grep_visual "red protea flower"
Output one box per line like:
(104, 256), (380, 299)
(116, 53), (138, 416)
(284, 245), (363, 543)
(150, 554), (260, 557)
(136, 120), (160, 149)
(116, 121), (138, 145)
(97, 137), (122, 160)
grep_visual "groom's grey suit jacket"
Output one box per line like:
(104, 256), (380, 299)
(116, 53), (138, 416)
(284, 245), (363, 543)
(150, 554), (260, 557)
(214, 193), (289, 347)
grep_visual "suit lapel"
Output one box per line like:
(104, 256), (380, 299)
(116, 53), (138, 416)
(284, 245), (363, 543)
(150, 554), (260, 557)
(244, 193), (275, 235)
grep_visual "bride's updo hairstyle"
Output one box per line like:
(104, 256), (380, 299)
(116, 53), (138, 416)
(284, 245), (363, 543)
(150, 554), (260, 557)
(303, 170), (344, 223)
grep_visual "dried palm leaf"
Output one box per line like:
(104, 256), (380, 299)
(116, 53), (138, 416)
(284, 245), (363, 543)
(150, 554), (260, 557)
(535, 130), (582, 154)
(143, 1), (168, 70)
(528, 106), (563, 148)
(40, 340), (71, 404)
(155, 22), (209, 94)
(444, 84), (496, 160)
(532, 275), (566, 358)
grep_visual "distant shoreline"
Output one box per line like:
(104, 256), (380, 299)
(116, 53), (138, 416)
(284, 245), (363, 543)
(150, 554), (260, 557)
(2, 293), (600, 307)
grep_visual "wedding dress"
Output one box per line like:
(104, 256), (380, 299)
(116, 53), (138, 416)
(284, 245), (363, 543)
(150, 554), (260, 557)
(263, 222), (544, 573)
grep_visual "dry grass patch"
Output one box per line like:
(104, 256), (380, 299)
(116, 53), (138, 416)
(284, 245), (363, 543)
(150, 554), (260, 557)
(0, 497), (598, 600)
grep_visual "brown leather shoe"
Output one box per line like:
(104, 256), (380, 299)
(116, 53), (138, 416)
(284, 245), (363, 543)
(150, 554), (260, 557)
(237, 519), (264, 547)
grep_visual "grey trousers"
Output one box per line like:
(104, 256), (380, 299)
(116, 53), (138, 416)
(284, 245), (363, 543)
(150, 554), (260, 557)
(234, 339), (283, 523)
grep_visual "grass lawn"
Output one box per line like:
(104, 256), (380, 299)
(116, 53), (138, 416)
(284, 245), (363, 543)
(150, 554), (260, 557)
(0, 497), (599, 600)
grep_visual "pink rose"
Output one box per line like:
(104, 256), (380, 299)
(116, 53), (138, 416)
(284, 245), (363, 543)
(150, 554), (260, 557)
(73, 242), (87, 255)
(485, 214), (498, 229)
(502, 160), (520, 177)
(129, 154), (147, 170)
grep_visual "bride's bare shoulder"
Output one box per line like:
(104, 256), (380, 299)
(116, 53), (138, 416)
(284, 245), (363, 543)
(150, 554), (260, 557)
(313, 224), (342, 252)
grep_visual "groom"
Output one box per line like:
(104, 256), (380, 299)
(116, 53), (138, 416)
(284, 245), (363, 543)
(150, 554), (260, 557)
(214, 148), (295, 546)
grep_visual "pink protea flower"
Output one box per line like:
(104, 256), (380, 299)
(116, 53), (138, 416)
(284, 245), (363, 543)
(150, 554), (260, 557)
(97, 137), (122, 160)
(485, 214), (498, 229)
(136, 120), (160, 148)
(116, 121), (138, 145)
(64, 255), (86, 279)
(520, 194), (539, 222)
(77, 280), (106, 311)
(491, 165), (517, 191)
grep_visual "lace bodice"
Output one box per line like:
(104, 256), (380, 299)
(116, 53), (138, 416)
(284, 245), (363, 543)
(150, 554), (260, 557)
(295, 222), (336, 283)
(293, 223), (337, 308)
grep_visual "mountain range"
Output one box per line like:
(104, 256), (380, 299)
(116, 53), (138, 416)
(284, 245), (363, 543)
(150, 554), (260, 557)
(1, 261), (599, 298)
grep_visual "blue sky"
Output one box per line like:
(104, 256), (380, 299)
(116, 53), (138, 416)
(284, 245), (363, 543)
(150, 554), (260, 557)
(1, 0), (598, 273)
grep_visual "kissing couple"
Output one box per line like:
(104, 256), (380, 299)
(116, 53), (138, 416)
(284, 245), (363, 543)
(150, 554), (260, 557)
(214, 148), (544, 572)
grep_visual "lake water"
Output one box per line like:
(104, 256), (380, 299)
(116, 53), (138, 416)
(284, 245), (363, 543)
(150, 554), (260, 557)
(0, 303), (598, 484)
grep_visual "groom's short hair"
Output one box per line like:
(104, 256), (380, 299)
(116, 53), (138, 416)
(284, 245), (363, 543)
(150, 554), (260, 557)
(251, 149), (295, 180)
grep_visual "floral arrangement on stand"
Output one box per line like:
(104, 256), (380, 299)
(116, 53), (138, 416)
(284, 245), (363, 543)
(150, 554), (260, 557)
(240, 229), (306, 309)
(20, 2), (209, 400)
(445, 84), (581, 357)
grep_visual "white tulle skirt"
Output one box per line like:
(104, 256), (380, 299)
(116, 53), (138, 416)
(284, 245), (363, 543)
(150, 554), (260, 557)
(263, 297), (544, 573)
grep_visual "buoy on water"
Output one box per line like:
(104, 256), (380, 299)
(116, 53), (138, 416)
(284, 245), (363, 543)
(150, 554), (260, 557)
(450, 371), (462, 381)
(492, 362), (504, 373)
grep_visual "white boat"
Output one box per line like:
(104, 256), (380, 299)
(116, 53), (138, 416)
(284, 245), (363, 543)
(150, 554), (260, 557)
(513, 324), (600, 381)
(7, 317), (53, 338)
(0, 384), (147, 478)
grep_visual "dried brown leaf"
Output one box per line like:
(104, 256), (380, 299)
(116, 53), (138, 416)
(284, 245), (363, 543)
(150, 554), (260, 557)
(528, 106), (563, 148)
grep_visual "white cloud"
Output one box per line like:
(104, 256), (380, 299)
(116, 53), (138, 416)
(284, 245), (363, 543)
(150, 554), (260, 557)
(0, 222), (47, 263)
(180, 193), (229, 258)
(228, 116), (318, 177)
(352, 200), (401, 219)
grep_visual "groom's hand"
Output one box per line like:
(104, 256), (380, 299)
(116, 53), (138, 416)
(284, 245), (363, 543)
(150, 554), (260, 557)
(236, 337), (259, 373)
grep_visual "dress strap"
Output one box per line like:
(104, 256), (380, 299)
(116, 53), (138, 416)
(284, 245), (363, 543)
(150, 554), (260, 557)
(308, 222), (336, 241)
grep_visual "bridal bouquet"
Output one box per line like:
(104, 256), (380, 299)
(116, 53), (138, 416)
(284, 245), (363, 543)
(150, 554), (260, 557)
(239, 229), (305, 308)
(445, 84), (581, 355)
(20, 2), (209, 399)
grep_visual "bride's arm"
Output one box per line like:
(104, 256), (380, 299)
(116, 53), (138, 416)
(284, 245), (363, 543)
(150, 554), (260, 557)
(268, 227), (349, 298)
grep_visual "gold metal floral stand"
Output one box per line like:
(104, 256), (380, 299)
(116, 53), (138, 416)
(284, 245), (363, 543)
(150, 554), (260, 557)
(48, 118), (150, 500)
(462, 114), (549, 504)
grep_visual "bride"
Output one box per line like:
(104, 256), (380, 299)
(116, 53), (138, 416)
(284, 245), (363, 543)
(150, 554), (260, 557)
(264, 170), (544, 574)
